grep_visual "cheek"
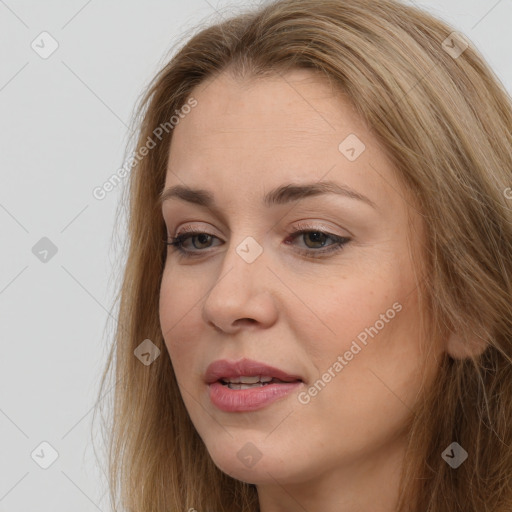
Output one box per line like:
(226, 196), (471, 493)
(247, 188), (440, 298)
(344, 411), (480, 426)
(159, 269), (204, 370)
(322, 292), (424, 402)
(159, 264), (207, 328)
(289, 271), (399, 350)
(294, 262), (425, 398)
(295, 292), (426, 456)
(281, 239), (410, 346)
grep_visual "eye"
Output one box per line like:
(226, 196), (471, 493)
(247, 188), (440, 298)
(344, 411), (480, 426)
(291, 230), (334, 249)
(164, 226), (351, 259)
(178, 232), (214, 250)
(165, 230), (219, 254)
(284, 228), (350, 258)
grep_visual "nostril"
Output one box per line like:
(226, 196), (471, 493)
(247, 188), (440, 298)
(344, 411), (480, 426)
(234, 318), (257, 326)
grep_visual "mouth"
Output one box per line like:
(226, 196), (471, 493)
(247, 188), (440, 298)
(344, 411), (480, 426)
(204, 358), (304, 412)
(204, 357), (303, 385)
(219, 375), (297, 390)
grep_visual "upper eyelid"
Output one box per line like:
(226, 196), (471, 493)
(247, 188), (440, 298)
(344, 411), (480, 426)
(171, 226), (345, 239)
(168, 218), (351, 235)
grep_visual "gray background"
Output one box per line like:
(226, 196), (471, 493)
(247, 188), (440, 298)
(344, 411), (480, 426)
(1, 0), (510, 510)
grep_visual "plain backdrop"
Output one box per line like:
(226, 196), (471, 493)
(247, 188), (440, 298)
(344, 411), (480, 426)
(0, 0), (510, 510)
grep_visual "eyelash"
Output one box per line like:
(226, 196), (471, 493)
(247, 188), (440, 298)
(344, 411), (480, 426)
(164, 223), (351, 260)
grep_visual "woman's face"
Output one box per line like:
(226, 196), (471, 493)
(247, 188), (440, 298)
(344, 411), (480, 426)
(159, 69), (441, 491)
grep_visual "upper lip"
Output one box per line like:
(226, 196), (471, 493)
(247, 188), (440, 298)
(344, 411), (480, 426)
(204, 358), (303, 384)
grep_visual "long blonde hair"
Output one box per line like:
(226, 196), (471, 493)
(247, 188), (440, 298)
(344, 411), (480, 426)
(95, 0), (512, 510)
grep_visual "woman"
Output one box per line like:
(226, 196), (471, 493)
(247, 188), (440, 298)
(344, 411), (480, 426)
(96, 0), (512, 510)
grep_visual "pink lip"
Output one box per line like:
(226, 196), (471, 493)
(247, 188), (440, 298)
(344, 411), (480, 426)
(205, 358), (303, 412)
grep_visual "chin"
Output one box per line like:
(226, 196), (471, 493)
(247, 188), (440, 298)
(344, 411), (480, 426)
(205, 440), (310, 485)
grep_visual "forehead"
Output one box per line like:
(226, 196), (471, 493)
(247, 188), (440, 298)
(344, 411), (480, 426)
(169, 71), (371, 177)
(170, 68), (366, 151)
(164, 69), (414, 226)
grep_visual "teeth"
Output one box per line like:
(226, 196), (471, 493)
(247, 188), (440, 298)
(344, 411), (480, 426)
(239, 376), (261, 384)
(226, 382), (266, 390)
(222, 375), (272, 384)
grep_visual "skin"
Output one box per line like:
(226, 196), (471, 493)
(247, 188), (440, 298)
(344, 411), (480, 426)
(159, 69), (446, 511)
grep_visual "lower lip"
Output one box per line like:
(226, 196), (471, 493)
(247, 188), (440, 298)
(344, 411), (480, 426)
(208, 381), (302, 412)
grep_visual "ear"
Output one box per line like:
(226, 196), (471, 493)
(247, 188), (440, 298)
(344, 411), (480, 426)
(446, 331), (489, 359)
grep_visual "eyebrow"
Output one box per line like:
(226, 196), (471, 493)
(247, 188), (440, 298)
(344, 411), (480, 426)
(158, 180), (377, 210)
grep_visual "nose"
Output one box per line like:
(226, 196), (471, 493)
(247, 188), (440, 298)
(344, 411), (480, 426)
(201, 237), (279, 334)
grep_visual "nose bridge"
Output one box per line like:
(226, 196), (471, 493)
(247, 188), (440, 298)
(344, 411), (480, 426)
(201, 230), (277, 331)
(209, 231), (267, 299)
